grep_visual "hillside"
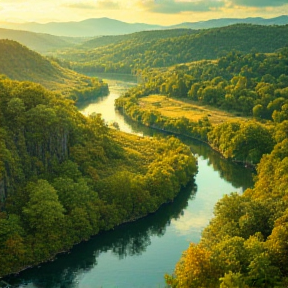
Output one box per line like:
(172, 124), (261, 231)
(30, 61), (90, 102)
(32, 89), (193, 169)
(172, 15), (288, 29)
(0, 28), (77, 53)
(0, 18), (162, 37)
(0, 15), (287, 37)
(0, 78), (197, 277)
(56, 24), (288, 74)
(117, 48), (288, 119)
(0, 39), (108, 99)
(80, 29), (198, 49)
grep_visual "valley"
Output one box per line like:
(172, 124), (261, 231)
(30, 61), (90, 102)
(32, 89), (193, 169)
(0, 13), (288, 288)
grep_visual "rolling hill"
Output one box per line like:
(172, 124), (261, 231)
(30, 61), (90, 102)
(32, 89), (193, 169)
(0, 39), (108, 98)
(80, 29), (198, 49)
(0, 18), (162, 37)
(0, 28), (86, 53)
(171, 15), (288, 29)
(0, 15), (287, 37)
(55, 24), (288, 74)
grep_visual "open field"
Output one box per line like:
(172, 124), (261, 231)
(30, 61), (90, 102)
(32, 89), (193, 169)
(139, 95), (250, 124)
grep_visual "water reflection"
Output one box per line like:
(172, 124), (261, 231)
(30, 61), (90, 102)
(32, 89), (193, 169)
(183, 137), (254, 191)
(6, 182), (197, 288)
(5, 75), (254, 288)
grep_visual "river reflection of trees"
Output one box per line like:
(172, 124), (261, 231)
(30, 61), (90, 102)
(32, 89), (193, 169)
(6, 77), (254, 288)
(6, 182), (197, 288)
(184, 137), (254, 191)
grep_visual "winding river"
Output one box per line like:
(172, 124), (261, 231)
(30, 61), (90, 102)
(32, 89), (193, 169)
(6, 74), (254, 288)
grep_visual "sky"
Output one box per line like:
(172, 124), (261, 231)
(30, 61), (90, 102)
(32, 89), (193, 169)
(0, 0), (287, 25)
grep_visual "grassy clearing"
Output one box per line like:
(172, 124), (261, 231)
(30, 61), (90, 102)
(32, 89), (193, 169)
(139, 95), (249, 124)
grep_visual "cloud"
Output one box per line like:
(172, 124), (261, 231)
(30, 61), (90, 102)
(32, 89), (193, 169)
(230, 0), (288, 7)
(171, 210), (211, 236)
(63, 2), (96, 9)
(138, 0), (225, 14)
(96, 0), (120, 10)
(63, 0), (120, 10)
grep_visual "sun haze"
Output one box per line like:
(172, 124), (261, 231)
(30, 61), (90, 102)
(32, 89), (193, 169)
(0, 0), (287, 25)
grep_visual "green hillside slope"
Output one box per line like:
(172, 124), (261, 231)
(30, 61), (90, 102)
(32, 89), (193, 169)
(0, 28), (77, 53)
(0, 78), (197, 277)
(0, 16), (287, 37)
(0, 18), (162, 37)
(56, 24), (288, 74)
(0, 39), (108, 99)
(80, 29), (198, 49)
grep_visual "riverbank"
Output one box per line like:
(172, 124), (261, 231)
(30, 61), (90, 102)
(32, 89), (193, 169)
(5, 75), (254, 288)
(0, 77), (199, 279)
(118, 107), (257, 169)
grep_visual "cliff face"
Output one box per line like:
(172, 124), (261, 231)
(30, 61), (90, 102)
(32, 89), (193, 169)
(0, 80), (76, 205)
(0, 129), (70, 205)
(0, 179), (6, 203)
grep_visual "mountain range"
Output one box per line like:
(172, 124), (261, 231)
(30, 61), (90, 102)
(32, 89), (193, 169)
(0, 15), (287, 37)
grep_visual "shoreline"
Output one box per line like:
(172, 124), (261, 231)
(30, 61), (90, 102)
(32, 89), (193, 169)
(119, 110), (256, 170)
(2, 177), (195, 281)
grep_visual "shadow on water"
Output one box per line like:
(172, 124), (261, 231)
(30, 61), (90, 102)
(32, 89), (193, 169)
(5, 182), (197, 288)
(181, 136), (254, 191)
(5, 75), (254, 287)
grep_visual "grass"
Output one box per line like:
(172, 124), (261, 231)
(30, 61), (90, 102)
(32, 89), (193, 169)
(139, 95), (249, 124)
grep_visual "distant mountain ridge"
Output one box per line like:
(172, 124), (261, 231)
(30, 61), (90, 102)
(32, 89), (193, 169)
(0, 28), (75, 53)
(172, 15), (288, 29)
(0, 15), (287, 37)
(0, 18), (162, 37)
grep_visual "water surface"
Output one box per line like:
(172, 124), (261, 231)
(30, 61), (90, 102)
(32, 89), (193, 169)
(6, 75), (254, 288)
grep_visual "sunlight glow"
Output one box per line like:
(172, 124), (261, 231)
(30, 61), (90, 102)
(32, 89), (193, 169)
(0, 0), (286, 24)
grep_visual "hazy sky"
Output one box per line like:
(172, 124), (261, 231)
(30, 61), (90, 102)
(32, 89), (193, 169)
(0, 0), (287, 24)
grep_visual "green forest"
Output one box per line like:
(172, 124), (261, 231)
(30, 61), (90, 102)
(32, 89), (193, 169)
(0, 40), (109, 102)
(107, 26), (288, 287)
(1, 21), (288, 287)
(56, 24), (288, 74)
(0, 78), (197, 277)
(115, 48), (288, 164)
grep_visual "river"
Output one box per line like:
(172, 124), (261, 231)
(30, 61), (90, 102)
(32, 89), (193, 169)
(5, 74), (254, 288)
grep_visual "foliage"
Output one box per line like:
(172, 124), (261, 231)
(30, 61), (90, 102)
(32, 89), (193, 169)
(114, 48), (288, 120)
(55, 24), (288, 74)
(166, 125), (288, 287)
(0, 39), (109, 101)
(208, 121), (274, 164)
(0, 79), (197, 277)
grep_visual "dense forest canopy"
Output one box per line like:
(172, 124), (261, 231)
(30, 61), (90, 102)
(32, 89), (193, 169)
(0, 78), (197, 277)
(1, 20), (288, 286)
(165, 120), (288, 287)
(115, 48), (288, 164)
(80, 29), (198, 49)
(89, 23), (288, 288)
(135, 48), (288, 119)
(112, 43), (288, 286)
(55, 24), (288, 74)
